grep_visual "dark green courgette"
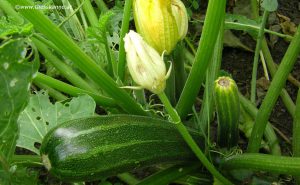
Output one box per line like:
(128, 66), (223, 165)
(40, 115), (203, 182)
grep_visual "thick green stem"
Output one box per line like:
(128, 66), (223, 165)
(103, 31), (115, 77)
(261, 39), (296, 116)
(198, 18), (224, 134)
(117, 0), (133, 82)
(117, 173), (140, 185)
(34, 81), (67, 101)
(251, 0), (295, 116)
(76, 0), (88, 30)
(158, 92), (233, 185)
(81, 0), (98, 27)
(247, 24), (300, 153)
(11, 155), (42, 167)
(239, 94), (281, 155)
(94, 0), (108, 13)
(222, 154), (300, 176)
(34, 73), (117, 107)
(176, 0), (226, 119)
(293, 88), (300, 183)
(165, 62), (176, 105)
(32, 38), (99, 94)
(9, 0), (146, 115)
(250, 10), (269, 103)
(33, 34), (60, 52)
(251, 0), (259, 19)
(173, 43), (187, 100)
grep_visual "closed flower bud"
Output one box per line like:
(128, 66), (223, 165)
(124, 30), (170, 94)
(133, 0), (188, 54)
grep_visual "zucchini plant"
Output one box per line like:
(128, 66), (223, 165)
(0, 0), (300, 184)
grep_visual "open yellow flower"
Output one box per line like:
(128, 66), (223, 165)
(124, 30), (171, 94)
(133, 0), (188, 54)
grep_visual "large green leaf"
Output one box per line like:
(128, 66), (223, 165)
(0, 39), (38, 184)
(17, 91), (96, 154)
(0, 39), (38, 160)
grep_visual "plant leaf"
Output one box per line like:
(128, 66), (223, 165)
(261, 0), (278, 12)
(225, 14), (260, 38)
(0, 17), (32, 38)
(0, 39), (38, 161)
(17, 91), (96, 154)
(223, 30), (253, 52)
(0, 39), (38, 184)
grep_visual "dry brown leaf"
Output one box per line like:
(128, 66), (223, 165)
(277, 13), (297, 36)
(257, 77), (270, 91)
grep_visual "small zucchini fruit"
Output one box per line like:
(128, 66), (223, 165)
(214, 76), (240, 148)
(40, 115), (203, 182)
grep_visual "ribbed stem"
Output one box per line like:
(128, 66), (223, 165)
(239, 94), (281, 155)
(173, 42), (187, 100)
(222, 154), (300, 176)
(32, 37), (98, 93)
(247, 24), (300, 153)
(250, 10), (269, 103)
(34, 73), (116, 107)
(158, 92), (233, 185)
(81, 0), (98, 27)
(176, 0), (226, 119)
(261, 39), (296, 116)
(198, 18), (224, 134)
(94, 0), (108, 13)
(11, 155), (42, 167)
(251, 0), (296, 117)
(117, 173), (140, 185)
(165, 62), (176, 105)
(34, 81), (67, 101)
(117, 0), (133, 81)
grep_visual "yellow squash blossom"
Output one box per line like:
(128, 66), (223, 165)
(133, 0), (188, 54)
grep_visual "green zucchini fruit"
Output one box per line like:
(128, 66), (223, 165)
(40, 115), (203, 182)
(214, 76), (240, 148)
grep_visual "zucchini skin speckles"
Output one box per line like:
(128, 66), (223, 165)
(40, 115), (203, 182)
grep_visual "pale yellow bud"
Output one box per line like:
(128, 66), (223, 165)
(124, 30), (169, 94)
(133, 0), (179, 54)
